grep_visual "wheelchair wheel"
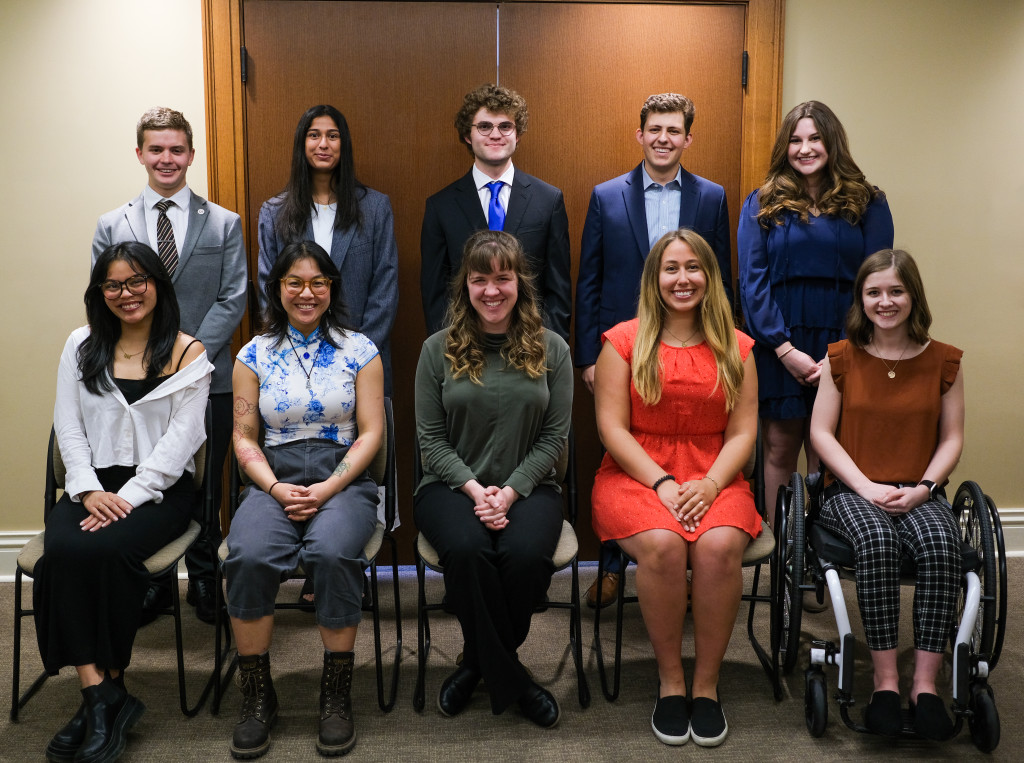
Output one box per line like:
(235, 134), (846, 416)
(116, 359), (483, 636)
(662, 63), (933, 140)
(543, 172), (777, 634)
(781, 473), (805, 674)
(983, 492), (1007, 669)
(953, 481), (997, 663)
(968, 682), (1000, 753)
(804, 667), (828, 737)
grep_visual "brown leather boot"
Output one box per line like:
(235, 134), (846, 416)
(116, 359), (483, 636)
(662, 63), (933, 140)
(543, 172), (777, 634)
(317, 651), (356, 756)
(586, 571), (620, 608)
(231, 652), (278, 759)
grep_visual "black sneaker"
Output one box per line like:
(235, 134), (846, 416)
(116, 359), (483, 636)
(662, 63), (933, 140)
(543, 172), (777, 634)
(651, 695), (689, 745)
(690, 696), (728, 747)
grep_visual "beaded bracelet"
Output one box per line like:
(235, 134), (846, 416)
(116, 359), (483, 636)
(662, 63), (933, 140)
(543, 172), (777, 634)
(702, 474), (720, 494)
(651, 474), (676, 492)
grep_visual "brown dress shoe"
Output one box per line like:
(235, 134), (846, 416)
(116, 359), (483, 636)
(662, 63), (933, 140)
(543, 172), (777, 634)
(586, 571), (619, 608)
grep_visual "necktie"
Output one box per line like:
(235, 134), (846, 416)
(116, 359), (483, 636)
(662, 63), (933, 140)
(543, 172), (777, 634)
(155, 199), (179, 276)
(486, 181), (505, 231)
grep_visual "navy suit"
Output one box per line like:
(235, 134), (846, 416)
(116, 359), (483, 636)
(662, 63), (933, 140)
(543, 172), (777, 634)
(574, 163), (731, 367)
(420, 169), (571, 339)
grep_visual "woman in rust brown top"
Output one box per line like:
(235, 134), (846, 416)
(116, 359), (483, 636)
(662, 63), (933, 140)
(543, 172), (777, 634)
(810, 249), (964, 742)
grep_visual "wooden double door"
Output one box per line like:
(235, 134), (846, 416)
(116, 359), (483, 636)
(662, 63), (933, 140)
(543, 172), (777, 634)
(223, 0), (777, 561)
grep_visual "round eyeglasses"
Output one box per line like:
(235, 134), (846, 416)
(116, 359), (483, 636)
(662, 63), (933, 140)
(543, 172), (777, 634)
(472, 121), (516, 137)
(280, 276), (332, 295)
(99, 274), (150, 299)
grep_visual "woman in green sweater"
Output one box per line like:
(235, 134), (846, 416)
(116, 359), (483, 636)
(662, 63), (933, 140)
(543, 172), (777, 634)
(414, 230), (573, 728)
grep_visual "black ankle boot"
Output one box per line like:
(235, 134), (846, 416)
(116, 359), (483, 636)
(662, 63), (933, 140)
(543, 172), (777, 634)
(231, 652), (278, 760)
(317, 651), (356, 756)
(45, 700), (88, 762)
(73, 677), (145, 763)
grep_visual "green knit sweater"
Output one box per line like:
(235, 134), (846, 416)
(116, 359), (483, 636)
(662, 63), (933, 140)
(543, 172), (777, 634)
(414, 328), (572, 498)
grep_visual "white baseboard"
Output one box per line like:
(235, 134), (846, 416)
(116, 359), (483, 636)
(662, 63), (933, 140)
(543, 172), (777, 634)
(3, 510), (1024, 580)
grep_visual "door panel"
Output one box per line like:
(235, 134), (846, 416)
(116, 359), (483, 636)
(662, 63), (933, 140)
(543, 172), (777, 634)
(242, 1), (745, 561)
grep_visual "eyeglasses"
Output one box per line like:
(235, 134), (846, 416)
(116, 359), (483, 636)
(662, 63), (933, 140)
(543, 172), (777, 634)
(99, 274), (150, 299)
(280, 276), (332, 295)
(472, 121), (516, 137)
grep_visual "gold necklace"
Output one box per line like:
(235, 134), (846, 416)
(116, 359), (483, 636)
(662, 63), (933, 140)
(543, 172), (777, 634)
(872, 342), (909, 379)
(663, 325), (700, 347)
(117, 343), (145, 360)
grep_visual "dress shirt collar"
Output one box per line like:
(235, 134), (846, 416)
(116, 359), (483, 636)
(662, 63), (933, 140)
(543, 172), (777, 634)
(143, 183), (191, 213)
(472, 162), (515, 191)
(640, 163), (682, 190)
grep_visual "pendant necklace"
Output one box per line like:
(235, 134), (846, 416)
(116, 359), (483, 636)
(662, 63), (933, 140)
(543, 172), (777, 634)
(116, 343), (145, 360)
(663, 325), (700, 347)
(287, 335), (322, 390)
(873, 342), (909, 379)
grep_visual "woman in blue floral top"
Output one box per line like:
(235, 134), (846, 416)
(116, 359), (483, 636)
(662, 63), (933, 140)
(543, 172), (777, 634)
(224, 240), (384, 758)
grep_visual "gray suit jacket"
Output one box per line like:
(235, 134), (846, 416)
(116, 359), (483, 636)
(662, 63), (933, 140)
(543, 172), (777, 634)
(92, 190), (247, 394)
(256, 189), (399, 392)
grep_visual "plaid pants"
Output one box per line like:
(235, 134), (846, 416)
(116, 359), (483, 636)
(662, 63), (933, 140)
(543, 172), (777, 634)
(818, 489), (961, 652)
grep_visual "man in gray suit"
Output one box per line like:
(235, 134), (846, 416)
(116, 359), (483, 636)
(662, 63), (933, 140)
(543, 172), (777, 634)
(92, 107), (246, 623)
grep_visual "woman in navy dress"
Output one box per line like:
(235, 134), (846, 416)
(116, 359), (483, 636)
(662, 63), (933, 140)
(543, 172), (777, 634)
(737, 101), (893, 526)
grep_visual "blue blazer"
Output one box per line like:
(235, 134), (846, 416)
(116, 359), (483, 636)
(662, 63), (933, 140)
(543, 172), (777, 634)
(258, 189), (399, 392)
(92, 190), (247, 394)
(574, 163), (730, 367)
(420, 169), (571, 339)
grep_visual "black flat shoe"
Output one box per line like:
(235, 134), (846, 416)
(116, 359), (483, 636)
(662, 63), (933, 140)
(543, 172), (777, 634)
(690, 696), (728, 747)
(437, 665), (481, 717)
(863, 690), (902, 737)
(518, 682), (560, 729)
(911, 692), (953, 741)
(186, 578), (216, 625)
(651, 695), (689, 745)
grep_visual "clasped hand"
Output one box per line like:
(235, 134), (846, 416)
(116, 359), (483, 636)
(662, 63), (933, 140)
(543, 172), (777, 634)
(80, 490), (135, 532)
(860, 482), (929, 515)
(657, 479), (717, 533)
(781, 348), (823, 387)
(271, 481), (335, 521)
(464, 480), (516, 530)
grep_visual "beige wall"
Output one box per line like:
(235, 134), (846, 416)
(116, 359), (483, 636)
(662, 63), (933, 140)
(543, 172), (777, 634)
(1, 2), (1021, 547)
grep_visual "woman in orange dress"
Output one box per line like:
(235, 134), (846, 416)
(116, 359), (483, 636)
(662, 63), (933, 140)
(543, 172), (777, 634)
(592, 229), (759, 748)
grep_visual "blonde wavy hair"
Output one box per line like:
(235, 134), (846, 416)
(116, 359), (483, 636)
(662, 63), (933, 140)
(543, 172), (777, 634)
(633, 230), (744, 409)
(444, 230), (547, 384)
(756, 101), (881, 228)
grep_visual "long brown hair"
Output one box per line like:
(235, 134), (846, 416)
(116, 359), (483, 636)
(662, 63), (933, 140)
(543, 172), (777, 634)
(633, 230), (744, 409)
(757, 101), (880, 227)
(444, 231), (547, 384)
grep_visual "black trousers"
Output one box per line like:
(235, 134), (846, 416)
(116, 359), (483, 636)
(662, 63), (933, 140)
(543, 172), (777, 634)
(414, 482), (563, 713)
(183, 391), (231, 581)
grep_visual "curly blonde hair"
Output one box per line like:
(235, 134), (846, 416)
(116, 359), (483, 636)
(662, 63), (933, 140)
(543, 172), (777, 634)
(633, 230), (744, 409)
(757, 101), (881, 227)
(444, 231), (547, 384)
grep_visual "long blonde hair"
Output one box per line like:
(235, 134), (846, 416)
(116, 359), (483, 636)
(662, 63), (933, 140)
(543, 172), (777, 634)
(444, 230), (547, 384)
(633, 230), (744, 409)
(757, 101), (880, 227)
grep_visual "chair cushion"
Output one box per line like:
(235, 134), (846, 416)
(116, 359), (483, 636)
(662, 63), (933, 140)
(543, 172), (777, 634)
(742, 520), (775, 565)
(17, 533), (45, 575)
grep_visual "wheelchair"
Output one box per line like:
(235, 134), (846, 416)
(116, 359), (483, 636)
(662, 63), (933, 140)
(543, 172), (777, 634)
(778, 472), (1006, 752)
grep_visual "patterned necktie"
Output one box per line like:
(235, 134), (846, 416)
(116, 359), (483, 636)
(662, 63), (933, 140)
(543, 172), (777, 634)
(155, 199), (179, 276)
(486, 181), (505, 231)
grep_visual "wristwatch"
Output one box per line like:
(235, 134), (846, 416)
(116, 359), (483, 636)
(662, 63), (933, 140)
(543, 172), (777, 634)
(918, 479), (938, 501)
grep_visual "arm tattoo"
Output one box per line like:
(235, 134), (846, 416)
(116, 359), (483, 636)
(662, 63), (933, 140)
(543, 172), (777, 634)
(236, 446), (266, 467)
(233, 396), (258, 416)
(332, 459), (351, 479)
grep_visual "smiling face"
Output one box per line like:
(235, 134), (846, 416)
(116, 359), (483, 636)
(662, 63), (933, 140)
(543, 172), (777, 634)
(103, 258), (157, 328)
(636, 111), (692, 184)
(465, 108), (518, 175)
(861, 267), (911, 334)
(787, 117), (829, 187)
(281, 257), (330, 335)
(304, 115), (342, 174)
(658, 239), (706, 314)
(136, 129), (194, 197)
(467, 257), (518, 333)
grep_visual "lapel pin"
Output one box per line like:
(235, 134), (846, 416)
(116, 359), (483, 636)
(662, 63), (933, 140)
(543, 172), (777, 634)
(198, 208), (205, 215)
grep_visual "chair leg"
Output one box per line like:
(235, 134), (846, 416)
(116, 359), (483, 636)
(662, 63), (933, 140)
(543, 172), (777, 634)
(569, 559), (591, 708)
(593, 552), (626, 701)
(11, 568), (50, 722)
(369, 532), (402, 713)
(212, 566), (236, 716)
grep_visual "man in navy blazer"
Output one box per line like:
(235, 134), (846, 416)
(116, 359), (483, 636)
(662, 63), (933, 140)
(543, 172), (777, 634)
(575, 93), (730, 608)
(92, 107), (246, 623)
(421, 84), (571, 339)
(575, 93), (732, 391)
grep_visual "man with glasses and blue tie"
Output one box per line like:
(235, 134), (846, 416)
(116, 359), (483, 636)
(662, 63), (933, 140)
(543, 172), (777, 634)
(420, 84), (570, 339)
(92, 107), (246, 626)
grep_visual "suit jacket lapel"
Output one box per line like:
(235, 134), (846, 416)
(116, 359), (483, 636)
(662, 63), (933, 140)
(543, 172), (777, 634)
(455, 171), (487, 229)
(125, 195), (148, 246)
(503, 172), (530, 233)
(323, 217), (357, 271)
(624, 164), (649, 262)
(677, 168), (700, 229)
(177, 193), (210, 280)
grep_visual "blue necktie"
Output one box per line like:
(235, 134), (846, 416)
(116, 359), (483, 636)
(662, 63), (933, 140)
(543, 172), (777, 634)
(486, 181), (505, 231)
